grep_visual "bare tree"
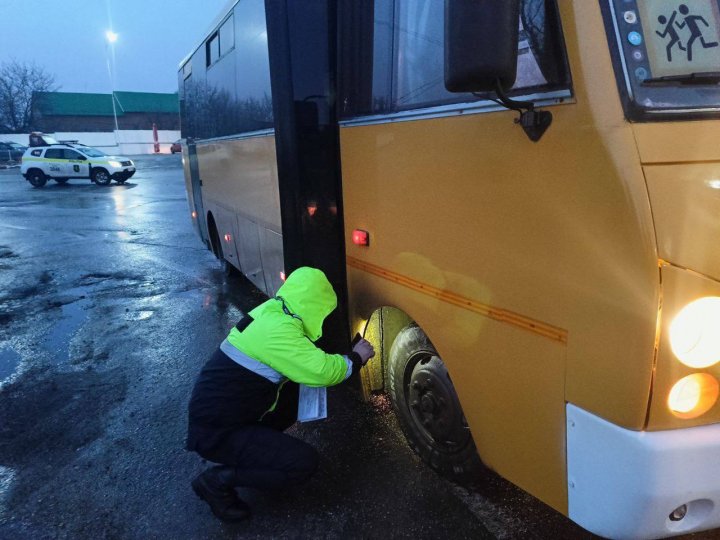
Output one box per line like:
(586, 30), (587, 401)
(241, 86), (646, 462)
(0, 60), (58, 133)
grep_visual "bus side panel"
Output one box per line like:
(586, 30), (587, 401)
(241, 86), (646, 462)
(340, 104), (658, 424)
(347, 267), (568, 513)
(197, 137), (281, 233)
(197, 135), (282, 293)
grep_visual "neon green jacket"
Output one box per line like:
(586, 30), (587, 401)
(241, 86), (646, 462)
(225, 267), (350, 387)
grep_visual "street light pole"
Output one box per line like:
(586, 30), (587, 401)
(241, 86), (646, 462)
(105, 30), (119, 133)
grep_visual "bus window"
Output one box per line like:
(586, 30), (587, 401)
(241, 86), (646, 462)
(219, 15), (235, 57)
(206, 33), (220, 67)
(603, 0), (720, 120)
(340, 0), (571, 118)
(182, 61), (192, 80)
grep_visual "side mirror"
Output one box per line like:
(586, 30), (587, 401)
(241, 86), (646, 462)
(444, 0), (552, 142)
(444, 0), (520, 93)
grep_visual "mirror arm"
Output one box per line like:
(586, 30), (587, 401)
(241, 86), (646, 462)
(489, 79), (553, 143)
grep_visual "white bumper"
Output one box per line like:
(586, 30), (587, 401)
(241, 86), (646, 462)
(567, 404), (720, 539)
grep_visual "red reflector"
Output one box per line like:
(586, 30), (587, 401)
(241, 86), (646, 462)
(224, 234), (231, 242)
(352, 229), (369, 246)
(191, 211), (197, 219)
(307, 204), (317, 217)
(280, 271), (286, 282)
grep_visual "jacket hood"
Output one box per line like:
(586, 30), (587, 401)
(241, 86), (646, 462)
(275, 267), (337, 342)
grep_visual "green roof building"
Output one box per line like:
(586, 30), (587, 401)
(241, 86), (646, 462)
(32, 91), (180, 132)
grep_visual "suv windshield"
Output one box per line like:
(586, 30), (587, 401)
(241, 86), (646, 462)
(80, 147), (106, 158)
(604, 0), (720, 119)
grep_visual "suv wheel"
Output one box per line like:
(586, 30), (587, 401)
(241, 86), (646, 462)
(27, 169), (47, 188)
(92, 168), (111, 186)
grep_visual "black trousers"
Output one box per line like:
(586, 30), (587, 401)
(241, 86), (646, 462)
(194, 382), (319, 491)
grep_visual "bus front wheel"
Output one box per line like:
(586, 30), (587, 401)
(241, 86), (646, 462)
(388, 325), (483, 481)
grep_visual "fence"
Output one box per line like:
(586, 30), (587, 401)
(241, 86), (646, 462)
(0, 129), (181, 157)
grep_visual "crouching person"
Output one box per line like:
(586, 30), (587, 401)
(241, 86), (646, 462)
(186, 267), (375, 522)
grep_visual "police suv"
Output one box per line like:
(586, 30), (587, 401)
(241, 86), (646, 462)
(21, 143), (136, 188)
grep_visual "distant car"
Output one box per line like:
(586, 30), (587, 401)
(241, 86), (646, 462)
(170, 140), (182, 154)
(0, 142), (27, 162)
(20, 143), (136, 188)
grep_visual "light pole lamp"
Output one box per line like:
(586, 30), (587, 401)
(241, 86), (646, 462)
(105, 30), (119, 133)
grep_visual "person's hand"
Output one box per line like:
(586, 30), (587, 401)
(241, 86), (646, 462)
(352, 338), (375, 365)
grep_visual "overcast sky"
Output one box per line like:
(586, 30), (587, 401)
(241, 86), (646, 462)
(0, 0), (230, 95)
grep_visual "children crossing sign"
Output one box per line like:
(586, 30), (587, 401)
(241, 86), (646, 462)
(639, 0), (720, 76)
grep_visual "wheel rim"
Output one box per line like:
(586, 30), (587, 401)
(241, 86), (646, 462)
(95, 171), (110, 184)
(404, 352), (471, 452)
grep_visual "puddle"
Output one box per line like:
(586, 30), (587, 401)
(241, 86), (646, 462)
(0, 347), (21, 381)
(124, 310), (154, 321)
(43, 298), (90, 363)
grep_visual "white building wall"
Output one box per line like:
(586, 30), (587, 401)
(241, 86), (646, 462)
(0, 130), (181, 155)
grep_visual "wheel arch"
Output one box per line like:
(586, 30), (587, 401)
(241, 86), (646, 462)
(206, 211), (221, 259)
(26, 167), (45, 176)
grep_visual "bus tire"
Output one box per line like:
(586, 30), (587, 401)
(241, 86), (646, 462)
(27, 169), (47, 188)
(388, 324), (483, 482)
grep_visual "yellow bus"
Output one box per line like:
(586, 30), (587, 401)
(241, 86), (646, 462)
(179, 1), (720, 537)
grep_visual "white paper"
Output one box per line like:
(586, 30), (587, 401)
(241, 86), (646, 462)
(297, 384), (327, 422)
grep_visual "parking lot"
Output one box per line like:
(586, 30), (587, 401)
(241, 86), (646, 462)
(0, 154), (651, 539)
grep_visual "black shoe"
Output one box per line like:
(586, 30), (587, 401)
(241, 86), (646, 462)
(191, 467), (251, 523)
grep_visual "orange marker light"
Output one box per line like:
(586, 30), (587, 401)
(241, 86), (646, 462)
(191, 211), (197, 219)
(280, 271), (286, 282)
(352, 229), (369, 246)
(224, 233), (231, 242)
(307, 203), (317, 217)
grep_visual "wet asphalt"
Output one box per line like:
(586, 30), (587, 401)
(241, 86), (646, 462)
(0, 154), (649, 539)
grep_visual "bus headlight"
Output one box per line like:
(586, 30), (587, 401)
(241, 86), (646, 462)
(668, 373), (719, 419)
(669, 297), (720, 368)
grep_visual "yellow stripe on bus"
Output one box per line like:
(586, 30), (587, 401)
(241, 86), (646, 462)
(347, 255), (568, 344)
